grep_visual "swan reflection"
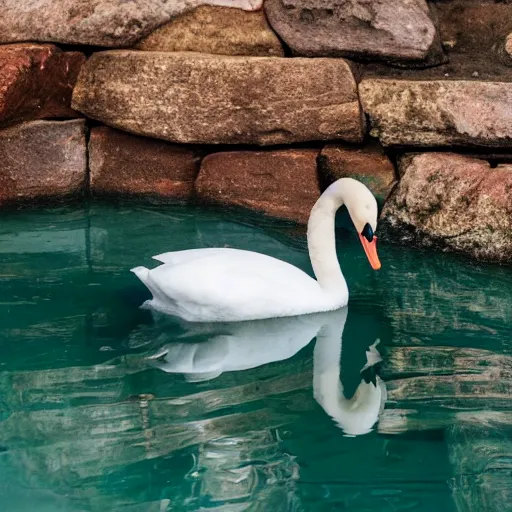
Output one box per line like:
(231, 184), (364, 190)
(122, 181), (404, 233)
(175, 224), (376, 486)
(146, 307), (387, 436)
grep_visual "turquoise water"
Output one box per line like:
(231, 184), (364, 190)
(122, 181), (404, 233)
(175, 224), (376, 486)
(0, 203), (511, 512)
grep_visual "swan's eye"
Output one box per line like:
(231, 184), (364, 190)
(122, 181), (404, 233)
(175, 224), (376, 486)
(361, 223), (374, 242)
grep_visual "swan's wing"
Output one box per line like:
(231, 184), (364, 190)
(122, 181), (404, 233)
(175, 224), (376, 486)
(153, 248), (229, 265)
(146, 249), (328, 321)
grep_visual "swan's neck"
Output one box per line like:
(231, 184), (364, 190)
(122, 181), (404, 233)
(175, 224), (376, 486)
(307, 187), (346, 292)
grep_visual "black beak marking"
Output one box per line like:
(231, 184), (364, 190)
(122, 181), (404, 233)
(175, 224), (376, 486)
(361, 223), (374, 243)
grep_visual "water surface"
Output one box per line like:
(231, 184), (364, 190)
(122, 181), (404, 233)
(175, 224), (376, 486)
(0, 204), (511, 512)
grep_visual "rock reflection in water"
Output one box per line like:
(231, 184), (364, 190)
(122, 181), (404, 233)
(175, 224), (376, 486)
(448, 425), (512, 512)
(378, 344), (512, 512)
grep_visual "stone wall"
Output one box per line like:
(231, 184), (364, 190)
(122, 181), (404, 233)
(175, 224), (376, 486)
(0, 0), (511, 264)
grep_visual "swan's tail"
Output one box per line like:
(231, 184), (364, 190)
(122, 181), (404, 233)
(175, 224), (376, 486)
(131, 266), (180, 316)
(131, 266), (150, 282)
(131, 266), (159, 301)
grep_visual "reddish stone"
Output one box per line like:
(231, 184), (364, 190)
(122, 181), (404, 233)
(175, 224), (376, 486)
(359, 79), (512, 148)
(0, 120), (87, 205)
(136, 6), (284, 57)
(0, 44), (85, 128)
(89, 126), (203, 201)
(265, 0), (441, 63)
(382, 153), (512, 263)
(195, 149), (321, 224)
(318, 142), (396, 206)
(72, 51), (364, 146)
(0, 1), (263, 48)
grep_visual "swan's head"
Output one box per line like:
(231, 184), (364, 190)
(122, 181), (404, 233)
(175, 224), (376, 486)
(329, 178), (381, 270)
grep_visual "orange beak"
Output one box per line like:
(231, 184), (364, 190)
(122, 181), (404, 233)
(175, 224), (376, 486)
(359, 234), (381, 270)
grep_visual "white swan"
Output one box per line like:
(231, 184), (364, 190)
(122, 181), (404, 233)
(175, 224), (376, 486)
(146, 308), (387, 435)
(131, 178), (381, 322)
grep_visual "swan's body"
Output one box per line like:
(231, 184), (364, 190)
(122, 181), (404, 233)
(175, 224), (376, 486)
(132, 178), (380, 322)
(132, 249), (346, 322)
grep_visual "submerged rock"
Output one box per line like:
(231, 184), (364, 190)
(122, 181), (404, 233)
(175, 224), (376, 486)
(0, 44), (84, 127)
(136, 6), (284, 57)
(381, 153), (512, 263)
(318, 142), (396, 207)
(265, 0), (441, 63)
(0, 0), (263, 47)
(359, 79), (512, 147)
(195, 149), (320, 224)
(448, 425), (512, 512)
(89, 126), (203, 201)
(72, 51), (364, 145)
(0, 120), (87, 205)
